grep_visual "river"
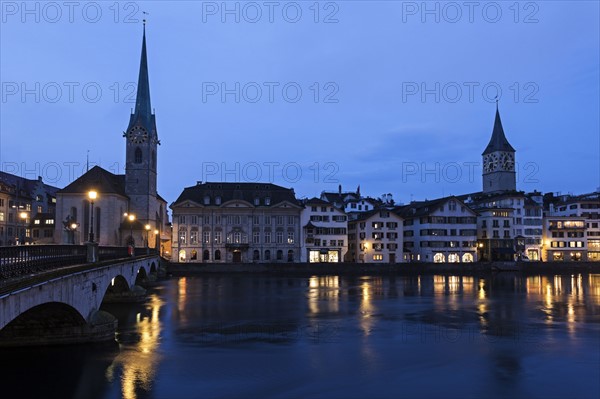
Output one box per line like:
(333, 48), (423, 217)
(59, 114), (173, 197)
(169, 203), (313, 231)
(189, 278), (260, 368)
(2, 273), (599, 399)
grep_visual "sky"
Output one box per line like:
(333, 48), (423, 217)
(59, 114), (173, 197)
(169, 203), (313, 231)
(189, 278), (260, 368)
(1, 1), (599, 206)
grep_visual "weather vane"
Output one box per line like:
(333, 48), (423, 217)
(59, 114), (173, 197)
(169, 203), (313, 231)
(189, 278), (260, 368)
(142, 11), (149, 25)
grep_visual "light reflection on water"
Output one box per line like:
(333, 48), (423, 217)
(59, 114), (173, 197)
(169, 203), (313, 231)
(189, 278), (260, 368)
(1, 273), (599, 399)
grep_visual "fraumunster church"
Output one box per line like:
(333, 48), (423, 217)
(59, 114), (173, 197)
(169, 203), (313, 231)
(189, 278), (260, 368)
(55, 25), (169, 250)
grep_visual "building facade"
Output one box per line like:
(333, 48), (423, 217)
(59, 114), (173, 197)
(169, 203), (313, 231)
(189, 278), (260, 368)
(300, 198), (348, 262)
(171, 183), (302, 263)
(347, 210), (403, 263)
(398, 197), (478, 263)
(0, 173), (58, 245)
(542, 217), (588, 261)
(545, 191), (599, 261)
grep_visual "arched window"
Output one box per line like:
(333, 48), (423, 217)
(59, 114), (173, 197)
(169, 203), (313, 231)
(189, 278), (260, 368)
(448, 253), (459, 263)
(276, 250), (283, 261)
(70, 206), (77, 222)
(287, 250), (294, 262)
(462, 253), (474, 263)
(264, 250), (271, 261)
(179, 250), (186, 262)
(253, 250), (260, 261)
(215, 250), (221, 261)
(203, 250), (210, 261)
(191, 250), (198, 260)
(134, 147), (142, 164)
(433, 253), (445, 263)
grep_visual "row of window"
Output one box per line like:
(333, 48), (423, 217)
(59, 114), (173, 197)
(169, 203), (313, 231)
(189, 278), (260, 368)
(180, 249), (294, 262)
(482, 230), (511, 238)
(354, 221), (399, 230)
(308, 239), (344, 247)
(178, 231), (296, 245)
(309, 215), (347, 222)
(482, 220), (511, 228)
(178, 215), (297, 225)
(550, 241), (585, 248)
(310, 206), (336, 212)
(433, 253), (474, 263)
(551, 231), (585, 238)
(306, 227), (347, 235)
(359, 243), (398, 251)
(418, 229), (477, 236)
(413, 216), (477, 225)
(549, 220), (586, 229)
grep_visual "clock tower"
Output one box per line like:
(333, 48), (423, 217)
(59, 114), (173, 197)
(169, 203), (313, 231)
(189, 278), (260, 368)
(482, 105), (516, 193)
(124, 24), (159, 223)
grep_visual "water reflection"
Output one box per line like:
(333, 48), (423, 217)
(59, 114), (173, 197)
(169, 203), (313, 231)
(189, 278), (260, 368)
(104, 294), (163, 399)
(0, 273), (598, 399)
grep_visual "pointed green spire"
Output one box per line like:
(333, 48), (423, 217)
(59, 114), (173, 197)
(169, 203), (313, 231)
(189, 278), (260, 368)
(135, 23), (151, 118)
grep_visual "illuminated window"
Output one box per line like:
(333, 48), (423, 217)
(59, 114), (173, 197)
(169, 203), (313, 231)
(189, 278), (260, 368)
(190, 229), (198, 244)
(433, 253), (445, 263)
(373, 254), (383, 261)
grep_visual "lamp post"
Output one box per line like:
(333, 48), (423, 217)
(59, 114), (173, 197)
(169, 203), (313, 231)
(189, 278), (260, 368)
(19, 211), (27, 245)
(145, 224), (151, 254)
(88, 191), (97, 242)
(127, 213), (136, 245)
(70, 222), (79, 244)
(154, 229), (159, 251)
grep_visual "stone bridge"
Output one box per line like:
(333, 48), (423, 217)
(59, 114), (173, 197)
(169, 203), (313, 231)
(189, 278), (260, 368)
(0, 246), (160, 346)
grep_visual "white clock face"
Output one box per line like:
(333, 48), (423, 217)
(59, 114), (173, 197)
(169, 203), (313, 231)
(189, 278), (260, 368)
(128, 126), (148, 144)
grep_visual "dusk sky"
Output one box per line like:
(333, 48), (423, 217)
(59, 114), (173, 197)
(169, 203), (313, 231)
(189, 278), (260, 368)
(1, 1), (599, 206)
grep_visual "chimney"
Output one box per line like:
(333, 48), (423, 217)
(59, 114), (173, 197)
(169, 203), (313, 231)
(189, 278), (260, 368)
(338, 184), (342, 194)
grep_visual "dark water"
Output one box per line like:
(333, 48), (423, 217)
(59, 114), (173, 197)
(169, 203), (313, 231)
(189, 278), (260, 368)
(2, 274), (600, 399)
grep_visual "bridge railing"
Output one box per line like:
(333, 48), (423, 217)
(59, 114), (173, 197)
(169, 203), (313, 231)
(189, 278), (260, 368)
(0, 245), (157, 279)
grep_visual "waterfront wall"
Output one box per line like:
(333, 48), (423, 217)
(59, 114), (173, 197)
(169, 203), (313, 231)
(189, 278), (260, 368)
(166, 261), (600, 276)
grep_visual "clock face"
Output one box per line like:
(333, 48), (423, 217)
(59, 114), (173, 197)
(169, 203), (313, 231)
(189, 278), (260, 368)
(128, 126), (148, 144)
(500, 153), (514, 170)
(483, 155), (492, 173)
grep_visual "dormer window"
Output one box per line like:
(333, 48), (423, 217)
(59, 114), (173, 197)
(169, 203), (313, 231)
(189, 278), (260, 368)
(215, 196), (221, 205)
(265, 197), (271, 205)
(254, 197), (260, 206)
(204, 196), (210, 205)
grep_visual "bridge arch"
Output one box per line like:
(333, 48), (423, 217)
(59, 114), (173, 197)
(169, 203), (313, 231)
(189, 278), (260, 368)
(0, 255), (160, 344)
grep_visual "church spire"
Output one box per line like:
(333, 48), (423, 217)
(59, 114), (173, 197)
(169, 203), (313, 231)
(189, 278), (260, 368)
(482, 105), (515, 155)
(134, 23), (151, 119)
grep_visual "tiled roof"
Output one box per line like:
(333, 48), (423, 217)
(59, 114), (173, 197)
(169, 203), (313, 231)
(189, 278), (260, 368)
(172, 182), (300, 207)
(0, 171), (59, 199)
(394, 196), (476, 219)
(58, 166), (127, 197)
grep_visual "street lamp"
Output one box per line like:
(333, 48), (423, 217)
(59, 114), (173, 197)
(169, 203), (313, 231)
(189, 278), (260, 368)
(154, 229), (159, 253)
(70, 222), (79, 244)
(19, 211), (27, 245)
(127, 213), (136, 246)
(145, 224), (151, 253)
(88, 190), (97, 242)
